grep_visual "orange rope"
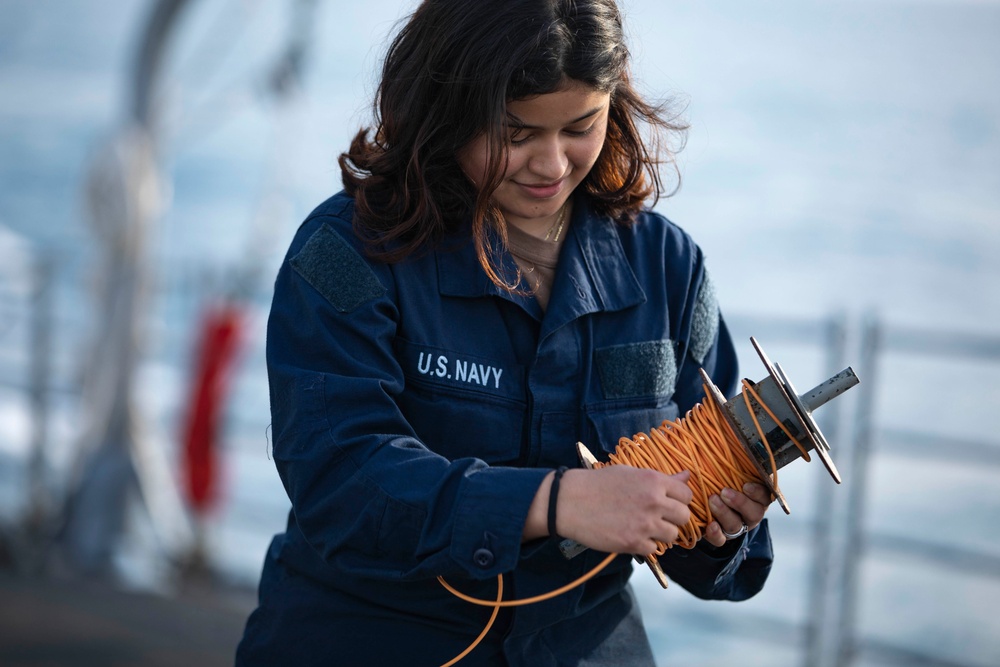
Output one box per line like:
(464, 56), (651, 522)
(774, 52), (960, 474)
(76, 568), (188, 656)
(437, 381), (807, 665)
(438, 573), (503, 667)
(438, 552), (618, 609)
(436, 553), (618, 667)
(595, 382), (779, 554)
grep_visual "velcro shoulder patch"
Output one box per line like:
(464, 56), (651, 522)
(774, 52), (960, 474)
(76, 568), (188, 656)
(596, 340), (677, 400)
(689, 269), (719, 365)
(290, 223), (386, 312)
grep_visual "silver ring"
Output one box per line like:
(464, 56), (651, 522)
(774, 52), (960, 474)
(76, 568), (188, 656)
(722, 522), (748, 540)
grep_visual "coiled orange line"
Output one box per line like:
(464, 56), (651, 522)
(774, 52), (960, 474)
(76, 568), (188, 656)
(437, 380), (809, 665)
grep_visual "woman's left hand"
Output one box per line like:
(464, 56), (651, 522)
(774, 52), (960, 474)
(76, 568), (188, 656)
(703, 482), (772, 548)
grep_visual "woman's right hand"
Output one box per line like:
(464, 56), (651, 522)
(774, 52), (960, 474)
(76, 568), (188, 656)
(543, 466), (693, 556)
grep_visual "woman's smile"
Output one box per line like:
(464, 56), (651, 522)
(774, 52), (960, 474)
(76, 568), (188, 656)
(515, 178), (566, 199)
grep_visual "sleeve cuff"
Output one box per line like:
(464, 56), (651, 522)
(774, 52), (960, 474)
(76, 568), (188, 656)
(450, 466), (551, 578)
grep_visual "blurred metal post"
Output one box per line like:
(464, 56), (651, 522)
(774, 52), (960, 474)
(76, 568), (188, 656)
(835, 313), (881, 667)
(25, 252), (54, 546)
(802, 313), (849, 667)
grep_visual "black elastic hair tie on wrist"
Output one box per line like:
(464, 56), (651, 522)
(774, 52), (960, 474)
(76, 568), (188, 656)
(547, 466), (569, 538)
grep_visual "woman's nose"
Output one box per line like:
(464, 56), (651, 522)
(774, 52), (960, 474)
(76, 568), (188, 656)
(527, 137), (568, 180)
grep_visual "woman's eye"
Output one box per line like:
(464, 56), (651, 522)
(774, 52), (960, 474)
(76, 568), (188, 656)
(508, 124), (595, 145)
(566, 125), (595, 137)
(509, 131), (530, 145)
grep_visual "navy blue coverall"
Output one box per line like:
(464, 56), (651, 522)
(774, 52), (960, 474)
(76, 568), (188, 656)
(236, 191), (773, 666)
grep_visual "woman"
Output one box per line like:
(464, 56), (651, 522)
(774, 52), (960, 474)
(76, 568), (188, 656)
(236, 1), (773, 665)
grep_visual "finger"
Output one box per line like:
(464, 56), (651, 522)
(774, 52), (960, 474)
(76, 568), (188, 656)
(709, 494), (744, 535)
(671, 470), (691, 483)
(654, 523), (680, 549)
(664, 470), (693, 504)
(742, 482), (772, 505)
(638, 537), (662, 557)
(719, 488), (765, 526)
(660, 500), (691, 530)
(703, 521), (728, 548)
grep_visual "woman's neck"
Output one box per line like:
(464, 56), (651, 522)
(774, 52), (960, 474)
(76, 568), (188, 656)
(505, 199), (572, 242)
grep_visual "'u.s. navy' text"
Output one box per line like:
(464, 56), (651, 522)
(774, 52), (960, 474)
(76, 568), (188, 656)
(417, 352), (504, 389)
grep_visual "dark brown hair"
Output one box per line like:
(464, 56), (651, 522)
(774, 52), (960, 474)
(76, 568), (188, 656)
(339, 0), (686, 289)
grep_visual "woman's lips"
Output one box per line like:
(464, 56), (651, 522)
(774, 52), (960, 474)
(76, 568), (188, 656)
(516, 179), (563, 199)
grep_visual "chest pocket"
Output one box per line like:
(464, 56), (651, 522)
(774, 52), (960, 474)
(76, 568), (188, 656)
(585, 339), (680, 455)
(395, 338), (527, 465)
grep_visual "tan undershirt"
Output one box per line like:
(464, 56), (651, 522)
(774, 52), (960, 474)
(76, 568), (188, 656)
(505, 222), (565, 312)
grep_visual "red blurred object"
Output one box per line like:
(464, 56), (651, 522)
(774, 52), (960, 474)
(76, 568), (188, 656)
(181, 301), (244, 514)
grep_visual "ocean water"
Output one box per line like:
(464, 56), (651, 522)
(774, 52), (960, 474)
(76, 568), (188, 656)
(1, 1), (999, 665)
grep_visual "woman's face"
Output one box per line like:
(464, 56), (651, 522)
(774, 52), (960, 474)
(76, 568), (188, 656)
(457, 80), (611, 235)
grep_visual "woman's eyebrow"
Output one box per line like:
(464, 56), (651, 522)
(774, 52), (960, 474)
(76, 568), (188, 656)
(506, 105), (606, 129)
